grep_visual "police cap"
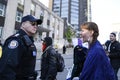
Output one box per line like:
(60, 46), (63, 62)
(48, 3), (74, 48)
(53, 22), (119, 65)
(21, 15), (42, 25)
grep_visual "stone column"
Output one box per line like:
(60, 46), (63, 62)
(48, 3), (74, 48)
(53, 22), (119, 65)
(23, 0), (31, 16)
(1, 0), (18, 42)
(49, 15), (53, 37)
(54, 18), (58, 39)
(59, 20), (64, 39)
(41, 10), (48, 38)
(34, 5), (41, 41)
(35, 5), (41, 18)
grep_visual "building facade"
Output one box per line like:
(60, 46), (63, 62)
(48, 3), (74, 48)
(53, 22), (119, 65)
(49, 0), (90, 31)
(0, 0), (64, 49)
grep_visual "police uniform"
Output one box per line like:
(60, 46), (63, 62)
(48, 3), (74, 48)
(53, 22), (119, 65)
(0, 29), (37, 80)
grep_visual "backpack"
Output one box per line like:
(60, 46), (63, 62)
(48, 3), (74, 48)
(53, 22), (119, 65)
(56, 52), (65, 72)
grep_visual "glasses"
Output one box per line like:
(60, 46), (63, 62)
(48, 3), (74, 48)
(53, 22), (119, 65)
(30, 21), (37, 26)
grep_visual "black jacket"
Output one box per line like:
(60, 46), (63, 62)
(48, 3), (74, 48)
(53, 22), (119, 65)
(105, 40), (120, 68)
(71, 45), (88, 79)
(0, 29), (37, 80)
(41, 46), (57, 80)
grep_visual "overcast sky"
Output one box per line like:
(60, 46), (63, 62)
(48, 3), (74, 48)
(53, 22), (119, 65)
(91, 0), (120, 43)
(39, 0), (49, 7)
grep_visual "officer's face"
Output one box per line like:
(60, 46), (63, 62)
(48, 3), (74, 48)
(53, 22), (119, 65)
(22, 21), (38, 36)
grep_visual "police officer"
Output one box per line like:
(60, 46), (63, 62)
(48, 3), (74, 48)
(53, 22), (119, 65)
(0, 15), (42, 80)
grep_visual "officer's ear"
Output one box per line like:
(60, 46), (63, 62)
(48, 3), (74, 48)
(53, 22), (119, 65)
(21, 22), (26, 27)
(21, 22), (28, 29)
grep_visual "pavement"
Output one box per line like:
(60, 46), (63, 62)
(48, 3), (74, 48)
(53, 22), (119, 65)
(35, 48), (120, 80)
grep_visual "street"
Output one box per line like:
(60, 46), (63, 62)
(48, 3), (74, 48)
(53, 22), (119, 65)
(35, 48), (120, 80)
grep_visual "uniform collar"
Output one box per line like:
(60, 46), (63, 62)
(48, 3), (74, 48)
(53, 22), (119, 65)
(18, 29), (28, 36)
(18, 29), (34, 42)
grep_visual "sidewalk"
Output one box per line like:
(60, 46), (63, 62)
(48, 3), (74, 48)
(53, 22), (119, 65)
(58, 47), (74, 55)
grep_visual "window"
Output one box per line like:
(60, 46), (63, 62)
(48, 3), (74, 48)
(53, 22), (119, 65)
(0, 3), (5, 16)
(18, 0), (24, 5)
(62, 0), (68, 3)
(52, 17), (55, 26)
(54, 0), (60, 4)
(18, 0), (24, 10)
(71, 0), (79, 3)
(38, 10), (44, 26)
(30, 3), (35, 16)
(16, 11), (23, 22)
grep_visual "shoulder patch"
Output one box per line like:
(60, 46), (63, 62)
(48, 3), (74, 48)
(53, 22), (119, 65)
(8, 40), (18, 49)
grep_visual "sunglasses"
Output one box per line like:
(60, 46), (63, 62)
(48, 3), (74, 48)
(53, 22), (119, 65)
(30, 21), (38, 26)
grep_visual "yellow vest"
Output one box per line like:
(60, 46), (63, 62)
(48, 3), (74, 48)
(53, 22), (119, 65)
(0, 46), (2, 58)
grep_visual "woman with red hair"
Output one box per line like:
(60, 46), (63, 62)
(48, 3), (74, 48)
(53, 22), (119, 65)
(79, 22), (115, 80)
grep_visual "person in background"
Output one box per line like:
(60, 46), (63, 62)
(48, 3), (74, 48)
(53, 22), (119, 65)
(79, 22), (115, 80)
(63, 45), (66, 54)
(105, 32), (120, 80)
(40, 37), (58, 80)
(0, 15), (42, 80)
(71, 38), (88, 80)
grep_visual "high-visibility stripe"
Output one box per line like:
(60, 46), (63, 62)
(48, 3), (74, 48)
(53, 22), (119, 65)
(0, 46), (2, 58)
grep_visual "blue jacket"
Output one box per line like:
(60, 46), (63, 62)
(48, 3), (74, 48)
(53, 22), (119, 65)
(79, 40), (115, 80)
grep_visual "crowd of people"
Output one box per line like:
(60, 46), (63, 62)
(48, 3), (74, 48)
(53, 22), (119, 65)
(0, 15), (120, 80)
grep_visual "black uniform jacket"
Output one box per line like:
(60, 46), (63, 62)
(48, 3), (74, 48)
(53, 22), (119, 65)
(0, 29), (37, 78)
